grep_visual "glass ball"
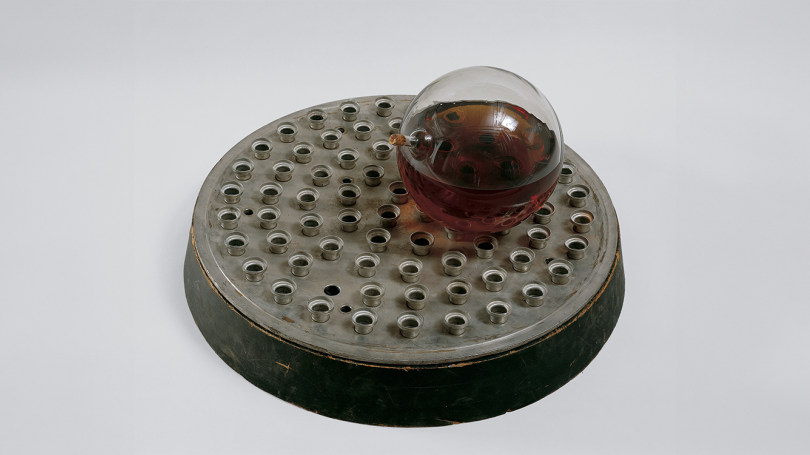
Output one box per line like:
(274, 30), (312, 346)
(395, 66), (564, 235)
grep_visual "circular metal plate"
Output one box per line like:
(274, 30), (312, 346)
(192, 95), (618, 365)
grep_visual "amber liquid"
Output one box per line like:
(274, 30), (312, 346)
(398, 101), (562, 234)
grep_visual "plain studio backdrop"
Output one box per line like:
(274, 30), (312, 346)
(0, 1), (807, 454)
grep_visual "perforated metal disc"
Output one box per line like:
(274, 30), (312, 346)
(191, 95), (619, 365)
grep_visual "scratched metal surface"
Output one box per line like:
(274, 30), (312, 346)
(191, 95), (619, 365)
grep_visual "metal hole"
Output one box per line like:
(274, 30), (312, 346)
(324, 285), (341, 296)
(490, 304), (508, 314)
(569, 241), (586, 250)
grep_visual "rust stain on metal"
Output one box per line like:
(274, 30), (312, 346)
(389, 134), (408, 146)
(282, 316), (295, 323)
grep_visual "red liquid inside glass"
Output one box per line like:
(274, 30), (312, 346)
(398, 101), (562, 234)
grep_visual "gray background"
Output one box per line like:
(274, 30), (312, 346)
(1, 1), (808, 453)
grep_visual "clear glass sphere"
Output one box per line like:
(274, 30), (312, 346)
(396, 66), (564, 235)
